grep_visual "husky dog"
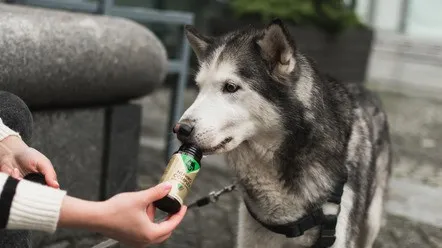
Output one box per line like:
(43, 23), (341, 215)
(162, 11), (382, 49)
(175, 19), (392, 248)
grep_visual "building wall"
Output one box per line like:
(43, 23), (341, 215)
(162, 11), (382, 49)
(408, 0), (442, 39)
(356, 0), (442, 91)
(357, 0), (442, 39)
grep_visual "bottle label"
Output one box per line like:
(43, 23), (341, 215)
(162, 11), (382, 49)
(159, 153), (201, 204)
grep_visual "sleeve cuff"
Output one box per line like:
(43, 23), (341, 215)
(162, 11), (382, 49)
(6, 178), (67, 233)
(0, 118), (21, 141)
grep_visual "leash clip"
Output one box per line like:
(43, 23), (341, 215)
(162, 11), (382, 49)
(208, 191), (219, 203)
(188, 182), (237, 209)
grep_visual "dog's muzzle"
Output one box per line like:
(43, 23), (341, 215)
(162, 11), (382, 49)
(173, 123), (194, 143)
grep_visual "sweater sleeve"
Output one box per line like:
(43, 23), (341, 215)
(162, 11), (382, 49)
(0, 173), (66, 233)
(0, 118), (21, 141)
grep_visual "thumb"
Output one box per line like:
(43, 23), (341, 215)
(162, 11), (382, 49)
(144, 182), (173, 203)
(34, 160), (59, 188)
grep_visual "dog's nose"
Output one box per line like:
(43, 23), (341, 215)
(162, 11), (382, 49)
(173, 123), (194, 143)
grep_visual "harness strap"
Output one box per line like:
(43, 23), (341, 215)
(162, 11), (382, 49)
(244, 178), (346, 247)
(244, 202), (324, 238)
(312, 214), (338, 248)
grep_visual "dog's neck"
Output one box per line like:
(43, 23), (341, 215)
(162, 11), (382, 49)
(226, 141), (316, 224)
(225, 121), (343, 226)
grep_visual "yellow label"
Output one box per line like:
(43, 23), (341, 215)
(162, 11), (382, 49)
(159, 153), (200, 204)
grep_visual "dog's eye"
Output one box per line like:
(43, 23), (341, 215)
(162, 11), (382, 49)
(223, 82), (240, 93)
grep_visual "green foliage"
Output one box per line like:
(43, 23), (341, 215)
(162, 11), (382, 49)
(229, 0), (366, 34)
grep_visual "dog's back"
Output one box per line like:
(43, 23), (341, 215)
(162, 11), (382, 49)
(337, 79), (392, 247)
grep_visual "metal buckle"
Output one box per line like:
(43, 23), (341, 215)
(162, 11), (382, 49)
(316, 217), (337, 247)
(318, 234), (336, 247)
(208, 191), (218, 203)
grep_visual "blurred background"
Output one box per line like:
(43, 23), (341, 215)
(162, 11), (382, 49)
(1, 0), (441, 247)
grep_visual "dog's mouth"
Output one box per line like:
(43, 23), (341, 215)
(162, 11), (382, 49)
(201, 137), (233, 154)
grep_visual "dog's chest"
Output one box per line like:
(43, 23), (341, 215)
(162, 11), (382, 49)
(226, 144), (307, 224)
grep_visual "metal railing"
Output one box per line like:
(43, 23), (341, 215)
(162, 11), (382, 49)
(10, 0), (194, 160)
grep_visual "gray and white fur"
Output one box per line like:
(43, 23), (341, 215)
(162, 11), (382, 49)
(176, 20), (392, 248)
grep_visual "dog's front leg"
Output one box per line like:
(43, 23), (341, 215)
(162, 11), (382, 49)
(236, 202), (287, 248)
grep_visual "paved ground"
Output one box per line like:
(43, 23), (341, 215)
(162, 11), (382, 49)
(93, 81), (442, 248)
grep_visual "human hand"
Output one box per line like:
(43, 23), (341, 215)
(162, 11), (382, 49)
(0, 135), (59, 188)
(94, 182), (187, 247)
(58, 183), (187, 247)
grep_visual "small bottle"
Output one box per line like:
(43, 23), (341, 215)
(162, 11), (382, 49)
(154, 144), (203, 214)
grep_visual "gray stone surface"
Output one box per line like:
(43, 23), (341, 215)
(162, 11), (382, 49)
(374, 215), (442, 248)
(0, 3), (167, 109)
(373, 90), (442, 187)
(102, 104), (142, 199)
(28, 103), (143, 247)
(31, 109), (105, 201)
(29, 108), (105, 247)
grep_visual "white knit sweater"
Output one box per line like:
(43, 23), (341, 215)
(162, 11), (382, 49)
(0, 118), (66, 233)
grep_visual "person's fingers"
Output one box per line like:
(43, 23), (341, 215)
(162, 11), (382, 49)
(153, 232), (172, 244)
(34, 158), (59, 188)
(147, 204), (156, 222)
(0, 164), (13, 175)
(0, 155), (18, 173)
(143, 182), (172, 203)
(11, 168), (18, 178)
(152, 205), (187, 236)
(12, 168), (22, 180)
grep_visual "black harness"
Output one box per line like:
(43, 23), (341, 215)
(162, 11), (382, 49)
(244, 178), (347, 248)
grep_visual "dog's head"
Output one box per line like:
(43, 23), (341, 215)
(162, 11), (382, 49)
(176, 19), (302, 154)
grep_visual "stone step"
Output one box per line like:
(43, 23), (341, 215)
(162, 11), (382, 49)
(386, 178), (442, 229)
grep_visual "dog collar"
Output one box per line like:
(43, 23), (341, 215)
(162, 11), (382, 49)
(244, 178), (346, 248)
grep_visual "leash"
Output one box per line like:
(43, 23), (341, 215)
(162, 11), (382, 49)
(187, 183), (237, 209)
(91, 183), (238, 248)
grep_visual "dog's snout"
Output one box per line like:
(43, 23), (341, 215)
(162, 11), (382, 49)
(173, 123), (194, 143)
(173, 123), (193, 136)
(172, 123), (180, 134)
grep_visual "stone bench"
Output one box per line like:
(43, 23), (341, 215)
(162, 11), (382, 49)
(0, 3), (167, 246)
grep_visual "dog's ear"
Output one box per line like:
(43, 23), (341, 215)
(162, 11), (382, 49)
(256, 19), (296, 75)
(184, 25), (213, 61)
